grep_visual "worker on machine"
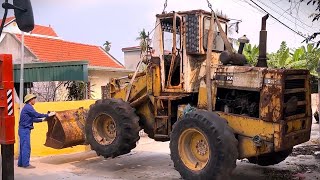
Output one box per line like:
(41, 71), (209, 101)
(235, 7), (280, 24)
(17, 94), (56, 168)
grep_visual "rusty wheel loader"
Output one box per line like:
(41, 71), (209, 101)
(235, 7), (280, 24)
(45, 10), (312, 180)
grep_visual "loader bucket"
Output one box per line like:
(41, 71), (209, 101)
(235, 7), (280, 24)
(44, 108), (88, 149)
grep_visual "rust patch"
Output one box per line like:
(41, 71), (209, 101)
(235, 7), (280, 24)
(44, 108), (88, 149)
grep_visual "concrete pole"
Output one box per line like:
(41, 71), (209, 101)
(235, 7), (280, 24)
(19, 32), (24, 112)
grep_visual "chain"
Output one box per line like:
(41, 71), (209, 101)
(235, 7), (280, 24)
(162, 0), (168, 14)
(206, 0), (214, 12)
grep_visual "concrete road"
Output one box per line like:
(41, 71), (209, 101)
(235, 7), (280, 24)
(14, 122), (320, 180)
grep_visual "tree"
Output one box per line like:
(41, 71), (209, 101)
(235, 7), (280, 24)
(242, 43), (259, 66)
(301, 44), (320, 76)
(268, 41), (291, 68)
(64, 81), (95, 101)
(103, 41), (111, 52)
(136, 29), (148, 53)
(298, 0), (320, 46)
(267, 41), (320, 75)
(32, 81), (64, 102)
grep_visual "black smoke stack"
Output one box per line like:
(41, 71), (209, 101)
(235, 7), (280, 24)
(256, 14), (269, 67)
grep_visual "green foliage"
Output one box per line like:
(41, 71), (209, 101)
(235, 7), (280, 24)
(243, 43), (259, 66)
(242, 40), (320, 92)
(136, 29), (148, 53)
(64, 81), (95, 101)
(268, 41), (291, 68)
(268, 42), (320, 77)
(301, 44), (320, 76)
(244, 41), (320, 77)
(103, 41), (111, 52)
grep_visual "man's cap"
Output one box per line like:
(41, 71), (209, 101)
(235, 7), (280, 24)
(24, 94), (37, 103)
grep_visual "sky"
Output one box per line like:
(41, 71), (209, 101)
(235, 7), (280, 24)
(1, 0), (319, 64)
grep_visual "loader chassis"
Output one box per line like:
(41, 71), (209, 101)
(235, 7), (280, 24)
(106, 10), (312, 157)
(43, 9), (312, 180)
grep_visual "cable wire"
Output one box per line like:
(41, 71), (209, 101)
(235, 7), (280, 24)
(249, 0), (314, 42)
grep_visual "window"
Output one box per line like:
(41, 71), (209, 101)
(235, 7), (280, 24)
(161, 17), (182, 87)
(161, 18), (181, 53)
(203, 17), (226, 52)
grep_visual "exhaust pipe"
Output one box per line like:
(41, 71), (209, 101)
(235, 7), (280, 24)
(256, 14), (269, 67)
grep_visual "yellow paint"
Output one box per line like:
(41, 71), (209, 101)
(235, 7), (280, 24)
(237, 135), (273, 158)
(197, 80), (208, 109)
(112, 75), (147, 101)
(153, 65), (161, 96)
(178, 128), (209, 171)
(177, 104), (187, 120)
(260, 72), (283, 122)
(218, 113), (276, 142)
(14, 100), (95, 157)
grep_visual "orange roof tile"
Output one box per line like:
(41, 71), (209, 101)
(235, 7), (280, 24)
(31, 25), (58, 37)
(15, 34), (123, 68)
(1, 17), (58, 37)
(0, 17), (15, 25)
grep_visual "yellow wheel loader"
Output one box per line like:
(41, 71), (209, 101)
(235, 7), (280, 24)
(45, 10), (312, 180)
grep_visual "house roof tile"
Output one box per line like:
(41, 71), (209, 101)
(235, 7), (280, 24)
(31, 25), (58, 37)
(15, 34), (123, 68)
(1, 17), (58, 37)
(0, 17), (15, 25)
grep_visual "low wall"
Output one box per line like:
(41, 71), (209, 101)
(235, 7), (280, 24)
(14, 100), (95, 157)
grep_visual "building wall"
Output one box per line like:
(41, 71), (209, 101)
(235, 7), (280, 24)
(0, 33), (131, 101)
(3, 22), (21, 34)
(14, 100), (95, 157)
(124, 50), (141, 70)
(0, 33), (37, 63)
(31, 69), (131, 101)
(89, 70), (131, 99)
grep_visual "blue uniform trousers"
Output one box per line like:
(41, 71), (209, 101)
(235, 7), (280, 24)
(18, 128), (31, 167)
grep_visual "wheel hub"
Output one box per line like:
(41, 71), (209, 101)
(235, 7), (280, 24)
(92, 113), (117, 145)
(196, 140), (208, 156)
(178, 128), (210, 171)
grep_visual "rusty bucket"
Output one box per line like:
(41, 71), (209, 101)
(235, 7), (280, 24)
(44, 108), (88, 149)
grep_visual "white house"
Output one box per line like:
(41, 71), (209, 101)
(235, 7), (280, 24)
(0, 17), (133, 101)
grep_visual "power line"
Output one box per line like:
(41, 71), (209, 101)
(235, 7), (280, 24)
(249, 0), (313, 41)
(257, 0), (313, 34)
(239, 0), (266, 14)
(261, 0), (316, 32)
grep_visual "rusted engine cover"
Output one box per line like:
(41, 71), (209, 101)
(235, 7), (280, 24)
(44, 108), (88, 149)
(215, 65), (266, 90)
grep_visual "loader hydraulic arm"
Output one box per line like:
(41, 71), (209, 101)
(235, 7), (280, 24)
(109, 73), (148, 108)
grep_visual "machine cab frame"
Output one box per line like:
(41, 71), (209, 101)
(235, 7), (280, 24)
(153, 10), (229, 93)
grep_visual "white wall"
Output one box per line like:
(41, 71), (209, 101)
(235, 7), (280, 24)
(0, 33), (37, 63)
(3, 22), (21, 35)
(124, 50), (141, 70)
(89, 70), (131, 99)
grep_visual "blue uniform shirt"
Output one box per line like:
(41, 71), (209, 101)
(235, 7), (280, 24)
(19, 104), (48, 129)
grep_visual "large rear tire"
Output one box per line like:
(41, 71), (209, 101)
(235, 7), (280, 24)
(170, 110), (238, 180)
(85, 98), (140, 158)
(248, 148), (293, 166)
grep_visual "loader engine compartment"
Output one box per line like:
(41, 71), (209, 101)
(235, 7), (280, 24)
(216, 88), (260, 118)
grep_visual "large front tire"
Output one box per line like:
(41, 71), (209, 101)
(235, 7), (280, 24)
(85, 98), (140, 158)
(170, 110), (238, 180)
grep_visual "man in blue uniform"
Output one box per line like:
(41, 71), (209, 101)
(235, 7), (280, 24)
(18, 94), (56, 168)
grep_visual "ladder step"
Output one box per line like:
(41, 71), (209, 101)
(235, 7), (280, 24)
(154, 134), (169, 139)
(155, 116), (169, 119)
